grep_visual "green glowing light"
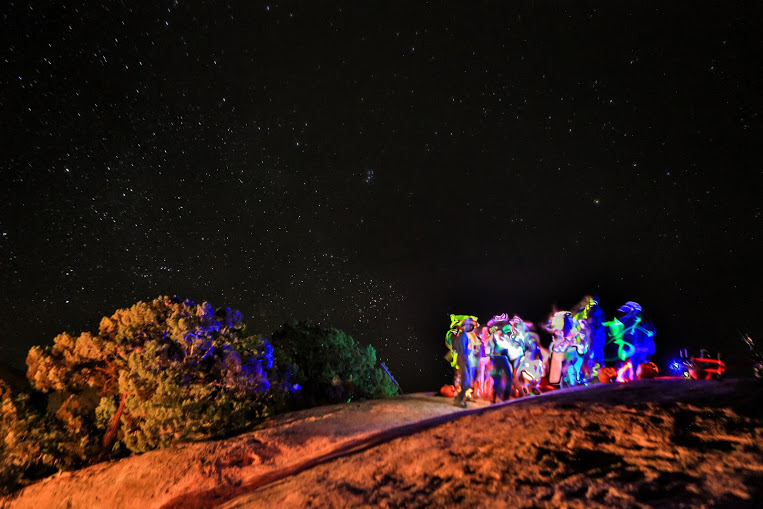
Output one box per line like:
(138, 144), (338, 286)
(603, 317), (635, 361)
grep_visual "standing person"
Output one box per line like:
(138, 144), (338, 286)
(452, 315), (478, 408)
(477, 326), (492, 398)
(489, 325), (513, 403)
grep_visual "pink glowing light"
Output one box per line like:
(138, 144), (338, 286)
(616, 361), (634, 382)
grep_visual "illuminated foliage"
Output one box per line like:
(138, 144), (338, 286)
(3, 299), (398, 492)
(0, 380), (32, 493)
(25, 296), (278, 462)
(270, 321), (397, 408)
(0, 381), (62, 493)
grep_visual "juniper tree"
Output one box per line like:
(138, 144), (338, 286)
(26, 296), (277, 460)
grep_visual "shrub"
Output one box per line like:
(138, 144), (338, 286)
(0, 380), (60, 494)
(270, 321), (398, 408)
(25, 296), (279, 464)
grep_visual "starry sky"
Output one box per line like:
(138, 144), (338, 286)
(1, 2), (761, 391)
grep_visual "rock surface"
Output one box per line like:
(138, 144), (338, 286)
(3, 380), (761, 508)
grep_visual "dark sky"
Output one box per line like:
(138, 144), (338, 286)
(1, 1), (761, 391)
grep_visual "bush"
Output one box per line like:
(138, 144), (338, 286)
(25, 296), (280, 465)
(270, 321), (398, 409)
(0, 380), (60, 494)
(2, 300), (397, 493)
(1, 379), (29, 494)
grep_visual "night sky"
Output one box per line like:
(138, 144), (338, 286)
(1, 2), (761, 391)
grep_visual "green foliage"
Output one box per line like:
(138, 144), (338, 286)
(0, 380), (61, 494)
(24, 296), (280, 467)
(270, 321), (398, 408)
(1, 379), (30, 493)
(3, 299), (397, 493)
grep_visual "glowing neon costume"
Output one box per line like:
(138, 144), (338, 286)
(603, 317), (635, 363)
(445, 314), (477, 368)
(544, 310), (589, 388)
(571, 296), (605, 379)
(604, 301), (655, 370)
(509, 316), (547, 396)
(616, 360), (635, 382)
(486, 314), (512, 402)
(476, 326), (492, 397)
(502, 324), (523, 369)
(446, 314), (478, 407)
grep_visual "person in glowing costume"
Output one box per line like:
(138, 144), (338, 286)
(487, 313), (512, 402)
(604, 301), (655, 370)
(619, 301), (656, 368)
(544, 310), (589, 388)
(509, 316), (548, 396)
(504, 322), (526, 371)
(570, 296), (605, 381)
(476, 326), (492, 398)
(446, 314), (478, 407)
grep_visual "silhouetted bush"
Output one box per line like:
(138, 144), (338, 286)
(270, 321), (398, 409)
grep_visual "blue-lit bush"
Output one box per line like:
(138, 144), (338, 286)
(25, 296), (281, 462)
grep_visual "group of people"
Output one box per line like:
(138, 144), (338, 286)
(444, 296), (657, 407)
